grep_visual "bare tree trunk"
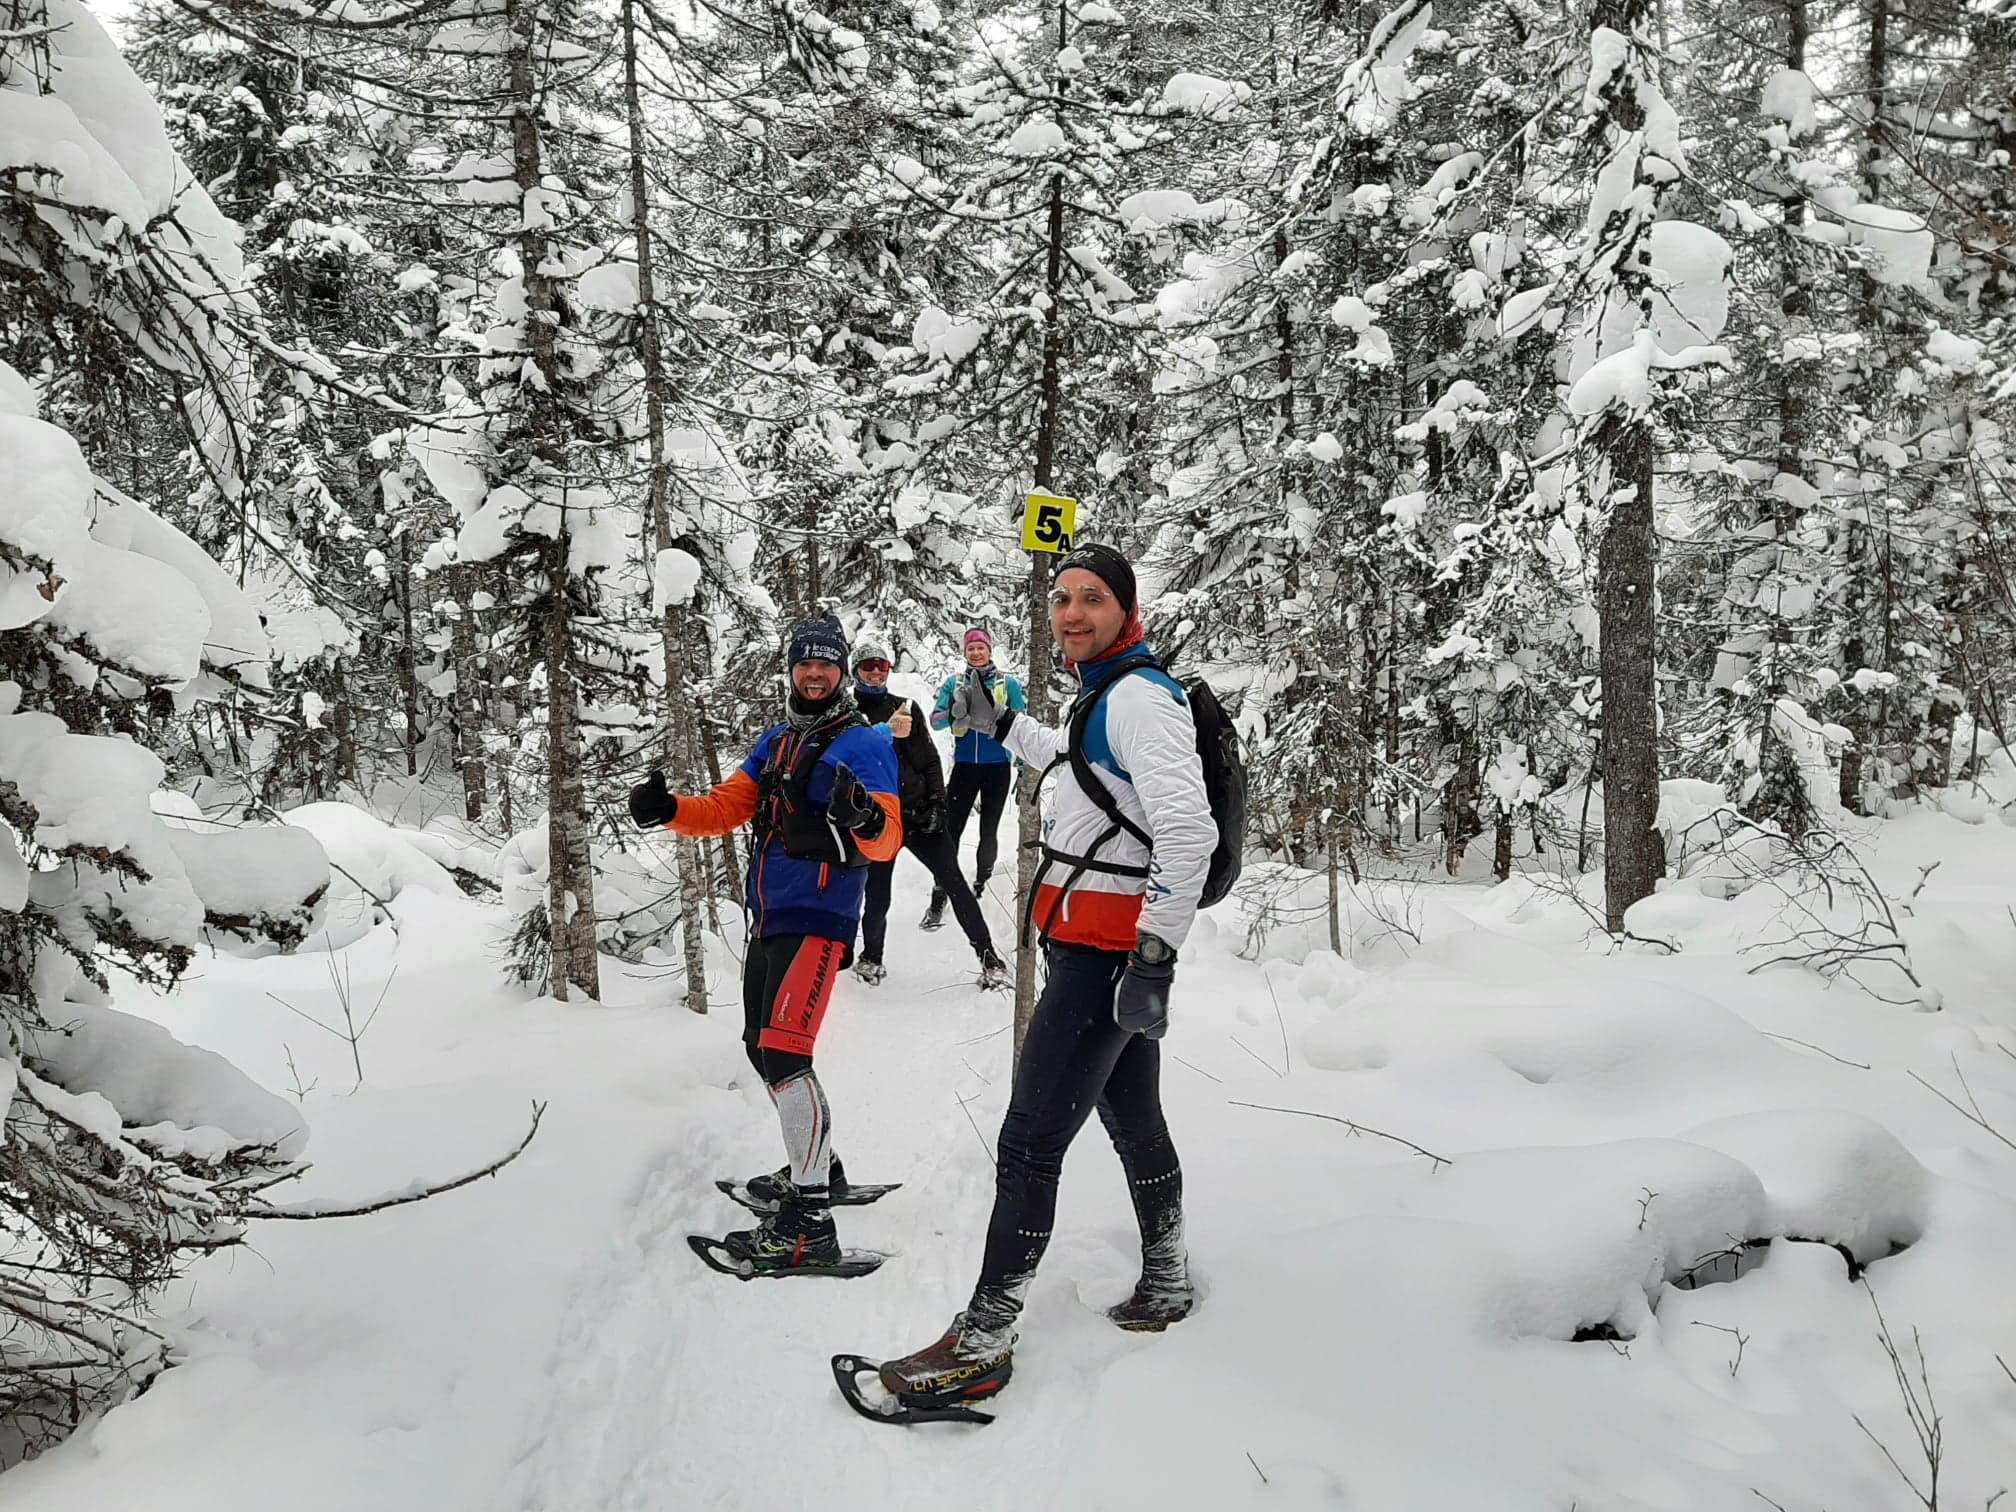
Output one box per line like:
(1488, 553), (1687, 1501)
(623, 0), (707, 1014)
(1012, 0), (1071, 1065)
(398, 533), (420, 777)
(1325, 823), (1343, 955)
(451, 562), (487, 821)
(330, 656), (359, 788)
(539, 541), (600, 1000)
(1384, 577), (1401, 839)
(691, 682), (741, 910)
(1598, 417), (1664, 931)
(1585, 0), (1667, 932)
(1747, 0), (1813, 831)
(1841, 0), (1892, 809)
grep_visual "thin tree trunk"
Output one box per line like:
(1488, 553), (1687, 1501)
(398, 533), (420, 777)
(451, 562), (487, 821)
(539, 541), (600, 1000)
(1012, 0), (1071, 1065)
(330, 656), (359, 788)
(623, 0), (707, 1014)
(1842, 0), (1892, 809)
(1750, 0), (1812, 829)
(1586, 0), (1666, 932)
(1598, 418), (1664, 931)
(691, 682), (741, 910)
(509, 0), (598, 1000)
(1325, 824), (1342, 955)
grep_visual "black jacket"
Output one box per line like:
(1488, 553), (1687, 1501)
(855, 683), (946, 820)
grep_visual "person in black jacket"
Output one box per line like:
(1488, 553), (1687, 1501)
(850, 640), (1009, 989)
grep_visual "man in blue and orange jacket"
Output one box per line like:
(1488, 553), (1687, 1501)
(628, 615), (901, 1270)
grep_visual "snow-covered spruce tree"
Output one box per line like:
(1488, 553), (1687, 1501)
(1617, 3), (1854, 841)
(641, 0), (995, 651)
(120, 0), (402, 810)
(1816, 0), (1979, 812)
(1131, 1), (1566, 881)
(1122, 0), (1366, 871)
(852, 0), (1258, 1039)
(0, 0), (330, 1452)
(1543, 5), (1733, 929)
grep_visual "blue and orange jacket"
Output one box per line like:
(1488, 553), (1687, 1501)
(664, 720), (902, 942)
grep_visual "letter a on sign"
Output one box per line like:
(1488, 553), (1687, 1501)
(1021, 491), (1077, 554)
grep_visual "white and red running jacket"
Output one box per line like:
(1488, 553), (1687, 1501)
(1000, 648), (1215, 953)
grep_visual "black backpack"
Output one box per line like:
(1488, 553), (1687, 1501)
(754, 712), (872, 868)
(1030, 653), (1247, 940)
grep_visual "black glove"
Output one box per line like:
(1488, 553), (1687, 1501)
(909, 799), (945, 837)
(827, 763), (886, 840)
(958, 668), (1015, 742)
(1113, 937), (1175, 1038)
(629, 770), (677, 829)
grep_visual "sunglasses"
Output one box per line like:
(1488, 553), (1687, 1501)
(856, 660), (891, 673)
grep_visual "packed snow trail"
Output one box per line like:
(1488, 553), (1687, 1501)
(508, 863), (1120, 1510)
(4, 809), (2016, 1510)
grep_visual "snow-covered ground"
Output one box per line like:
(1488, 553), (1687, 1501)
(7, 805), (2015, 1512)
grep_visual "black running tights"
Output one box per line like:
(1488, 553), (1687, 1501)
(971, 943), (1183, 1319)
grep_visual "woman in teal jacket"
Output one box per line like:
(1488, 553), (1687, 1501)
(925, 627), (1025, 927)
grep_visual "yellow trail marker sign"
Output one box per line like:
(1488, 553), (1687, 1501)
(1021, 491), (1077, 554)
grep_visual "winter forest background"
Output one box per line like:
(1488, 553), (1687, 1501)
(2, 0), (2015, 1498)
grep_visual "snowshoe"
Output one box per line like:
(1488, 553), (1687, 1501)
(831, 1316), (1012, 1427)
(976, 947), (1009, 991)
(853, 958), (888, 986)
(690, 1190), (886, 1279)
(919, 897), (947, 931)
(1105, 1280), (1195, 1333)
(688, 1236), (886, 1280)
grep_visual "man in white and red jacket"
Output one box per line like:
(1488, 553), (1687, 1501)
(874, 542), (1215, 1408)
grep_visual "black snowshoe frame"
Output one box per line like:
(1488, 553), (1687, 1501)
(830, 1354), (1002, 1427)
(686, 1234), (886, 1280)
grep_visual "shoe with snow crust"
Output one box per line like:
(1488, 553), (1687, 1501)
(877, 1313), (1013, 1398)
(830, 1314), (1013, 1425)
(722, 1188), (841, 1269)
(976, 947), (1009, 990)
(1106, 1279), (1195, 1332)
(919, 897), (947, 931)
(854, 958), (888, 986)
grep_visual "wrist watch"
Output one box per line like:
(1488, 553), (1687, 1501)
(1133, 933), (1175, 966)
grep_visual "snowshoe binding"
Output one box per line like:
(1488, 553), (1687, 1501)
(718, 1157), (901, 1214)
(1105, 1279), (1195, 1333)
(919, 896), (947, 931)
(690, 1189), (886, 1280)
(832, 1315), (1012, 1427)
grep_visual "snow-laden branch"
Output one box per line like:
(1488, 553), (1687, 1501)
(249, 1101), (547, 1219)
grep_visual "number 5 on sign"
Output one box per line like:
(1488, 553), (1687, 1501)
(1021, 491), (1077, 554)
